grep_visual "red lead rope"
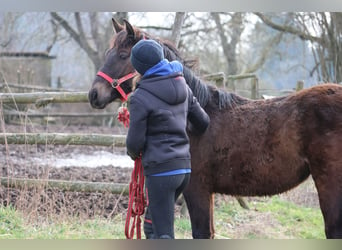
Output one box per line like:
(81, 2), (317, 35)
(117, 106), (130, 128)
(118, 106), (147, 239)
(124, 157), (146, 239)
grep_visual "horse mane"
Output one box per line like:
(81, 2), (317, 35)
(149, 35), (248, 109)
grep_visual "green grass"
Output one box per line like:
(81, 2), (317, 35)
(26, 216), (125, 239)
(0, 206), (126, 239)
(212, 196), (325, 239)
(256, 197), (324, 238)
(0, 205), (26, 238)
(0, 196), (325, 239)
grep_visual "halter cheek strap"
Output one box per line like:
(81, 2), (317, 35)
(97, 71), (137, 102)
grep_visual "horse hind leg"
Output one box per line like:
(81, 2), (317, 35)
(311, 166), (342, 238)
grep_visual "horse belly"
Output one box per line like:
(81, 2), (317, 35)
(209, 117), (310, 196)
(212, 146), (311, 196)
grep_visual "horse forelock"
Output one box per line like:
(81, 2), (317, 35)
(111, 29), (143, 50)
(113, 32), (132, 49)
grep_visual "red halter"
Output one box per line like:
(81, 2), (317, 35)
(97, 71), (137, 102)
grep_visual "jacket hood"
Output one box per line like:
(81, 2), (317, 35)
(137, 60), (187, 105)
(143, 59), (183, 77)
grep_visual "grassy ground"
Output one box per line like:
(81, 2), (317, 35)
(211, 196), (324, 239)
(0, 194), (324, 239)
(0, 205), (126, 239)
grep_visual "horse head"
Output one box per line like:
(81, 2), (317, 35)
(88, 19), (143, 109)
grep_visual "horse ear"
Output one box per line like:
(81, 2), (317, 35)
(112, 18), (123, 34)
(123, 19), (136, 40)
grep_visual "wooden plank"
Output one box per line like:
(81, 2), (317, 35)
(0, 133), (126, 147)
(227, 73), (257, 81)
(4, 111), (115, 118)
(0, 177), (129, 195)
(0, 83), (69, 92)
(0, 92), (89, 107)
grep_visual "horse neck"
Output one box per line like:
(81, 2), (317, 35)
(173, 53), (250, 109)
(184, 63), (251, 110)
(158, 39), (250, 110)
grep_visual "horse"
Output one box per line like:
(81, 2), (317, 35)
(88, 19), (342, 239)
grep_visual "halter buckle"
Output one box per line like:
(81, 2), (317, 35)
(111, 79), (119, 88)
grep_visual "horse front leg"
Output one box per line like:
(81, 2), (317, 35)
(183, 180), (215, 239)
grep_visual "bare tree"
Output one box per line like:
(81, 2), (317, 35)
(50, 12), (127, 71)
(255, 12), (342, 83)
(0, 13), (23, 50)
(211, 12), (246, 76)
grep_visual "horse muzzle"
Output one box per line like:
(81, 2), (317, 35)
(88, 87), (108, 109)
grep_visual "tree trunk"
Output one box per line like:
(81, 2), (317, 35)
(171, 12), (186, 48)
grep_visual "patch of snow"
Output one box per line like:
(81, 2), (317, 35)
(31, 150), (134, 168)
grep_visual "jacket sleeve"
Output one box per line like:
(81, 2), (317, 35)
(187, 87), (210, 134)
(126, 94), (148, 160)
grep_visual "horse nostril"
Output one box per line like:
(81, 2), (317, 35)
(90, 89), (98, 101)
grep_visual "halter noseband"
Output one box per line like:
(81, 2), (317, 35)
(97, 71), (137, 102)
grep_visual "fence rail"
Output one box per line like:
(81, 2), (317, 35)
(0, 83), (70, 92)
(4, 111), (115, 118)
(0, 90), (127, 195)
(0, 133), (126, 147)
(0, 92), (89, 108)
(0, 177), (129, 195)
(0, 133), (129, 195)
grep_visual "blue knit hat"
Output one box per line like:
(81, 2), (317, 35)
(130, 40), (164, 75)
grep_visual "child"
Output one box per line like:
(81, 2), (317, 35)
(126, 39), (210, 239)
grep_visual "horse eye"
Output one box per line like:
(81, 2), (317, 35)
(119, 52), (129, 59)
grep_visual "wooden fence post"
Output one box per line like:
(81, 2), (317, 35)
(251, 77), (258, 99)
(17, 70), (21, 84)
(228, 74), (259, 99)
(296, 80), (304, 92)
(204, 72), (226, 88)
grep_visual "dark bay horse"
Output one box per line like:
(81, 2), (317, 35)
(88, 19), (342, 239)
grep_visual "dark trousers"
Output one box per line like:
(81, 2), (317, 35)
(144, 173), (190, 239)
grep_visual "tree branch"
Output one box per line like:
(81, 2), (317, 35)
(254, 12), (323, 44)
(243, 32), (284, 74)
(50, 12), (99, 67)
(74, 12), (88, 49)
(211, 12), (244, 75)
(50, 12), (81, 47)
(88, 12), (99, 50)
